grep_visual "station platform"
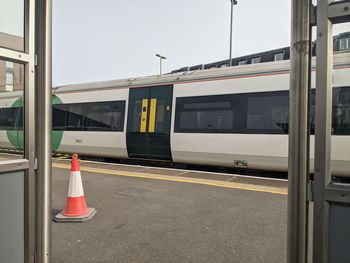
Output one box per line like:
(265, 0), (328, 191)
(0, 153), (289, 262)
(51, 158), (288, 263)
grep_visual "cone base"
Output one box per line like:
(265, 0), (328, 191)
(63, 196), (89, 217)
(53, 207), (97, 223)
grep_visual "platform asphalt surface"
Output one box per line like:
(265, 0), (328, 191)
(52, 161), (288, 263)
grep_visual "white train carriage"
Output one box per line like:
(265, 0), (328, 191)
(52, 87), (129, 158)
(1, 52), (349, 176)
(52, 52), (350, 175)
(171, 55), (350, 175)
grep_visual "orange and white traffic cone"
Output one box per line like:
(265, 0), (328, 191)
(54, 154), (96, 222)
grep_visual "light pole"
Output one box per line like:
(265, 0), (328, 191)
(229, 0), (238, 67)
(156, 53), (166, 76)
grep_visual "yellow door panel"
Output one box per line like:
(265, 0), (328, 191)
(149, 99), (157, 133)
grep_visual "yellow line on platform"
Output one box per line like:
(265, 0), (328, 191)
(52, 162), (287, 196)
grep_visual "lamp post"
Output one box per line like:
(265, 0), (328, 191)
(229, 0), (238, 67)
(156, 53), (166, 76)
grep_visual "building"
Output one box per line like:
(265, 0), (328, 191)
(171, 31), (350, 73)
(0, 32), (24, 93)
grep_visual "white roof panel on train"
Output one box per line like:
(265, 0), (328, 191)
(53, 52), (350, 94)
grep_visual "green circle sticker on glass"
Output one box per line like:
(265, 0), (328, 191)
(7, 95), (63, 152)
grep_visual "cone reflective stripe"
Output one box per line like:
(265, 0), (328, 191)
(63, 154), (89, 217)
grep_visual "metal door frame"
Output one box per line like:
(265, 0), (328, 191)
(0, 0), (52, 262)
(313, 1), (350, 262)
(0, 0), (36, 262)
(288, 0), (350, 262)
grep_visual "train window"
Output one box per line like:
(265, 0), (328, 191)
(130, 100), (142, 132)
(0, 107), (23, 130)
(310, 87), (350, 135)
(244, 91), (289, 134)
(52, 104), (67, 130)
(15, 107), (23, 130)
(333, 87), (350, 135)
(251, 57), (261, 64)
(274, 52), (284, 61)
(175, 94), (239, 133)
(174, 88), (350, 135)
(179, 110), (234, 130)
(0, 107), (16, 130)
(183, 101), (231, 110)
(52, 101), (125, 132)
(66, 104), (85, 131)
(154, 99), (168, 133)
(339, 36), (350, 51)
(85, 101), (125, 131)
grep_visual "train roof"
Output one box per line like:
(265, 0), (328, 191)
(53, 51), (350, 94)
(53, 59), (290, 94)
(0, 90), (23, 99)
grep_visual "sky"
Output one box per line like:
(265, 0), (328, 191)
(52, 0), (293, 86)
(0, 0), (24, 36)
(37, 0), (350, 86)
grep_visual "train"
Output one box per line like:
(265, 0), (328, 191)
(0, 51), (349, 176)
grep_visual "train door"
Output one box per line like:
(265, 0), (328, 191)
(126, 85), (173, 160)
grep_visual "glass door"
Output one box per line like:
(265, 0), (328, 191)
(0, 0), (36, 262)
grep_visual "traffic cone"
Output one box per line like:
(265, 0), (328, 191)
(54, 154), (96, 222)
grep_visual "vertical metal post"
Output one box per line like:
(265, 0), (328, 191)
(26, 0), (37, 262)
(36, 0), (52, 262)
(287, 0), (310, 262)
(313, 0), (333, 262)
(156, 54), (166, 76)
(160, 57), (162, 76)
(229, 0), (237, 67)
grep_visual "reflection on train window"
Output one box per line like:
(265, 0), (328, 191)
(155, 99), (167, 133)
(52, 101), (125, 131)
(0, 107), (23, 130)
(310, 87), (350, 135)
(179, 110), (234, 130)
(175, 94), (239, 133)
(67, 104), (84, 130)
(86, 102), (122, 131)
(131, 100), (142, 132)
(0, 60), (25, 137)
(52, 104), (67, 130)
(183, 101), (231, 110)
(333, 87), (350, 135)
(310, 90), (316, 135)
(0, 108), (15, 129)
(246, 92), (289, 134)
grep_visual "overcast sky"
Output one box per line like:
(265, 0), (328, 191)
(52, 0), (349, 86)
(0, 0), (23, 36)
